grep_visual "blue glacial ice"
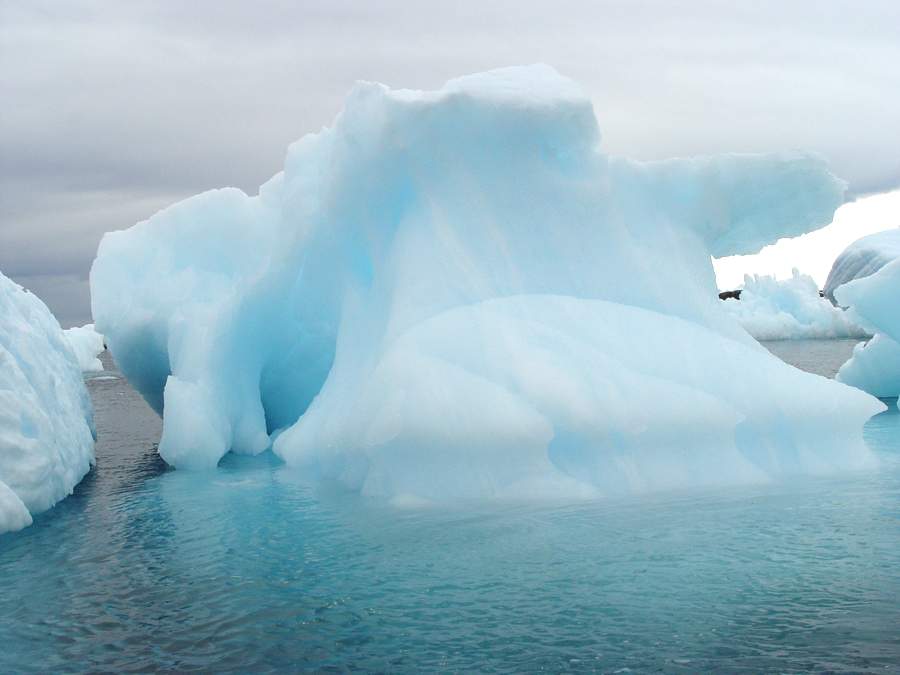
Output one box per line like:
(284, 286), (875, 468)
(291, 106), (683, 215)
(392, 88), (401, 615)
(0, 271), (95, 533)
(64, 323), (106, 373)
(90, 65), (884, 500)
(833, 230), (900, 399)
(721, 270), (868, 341)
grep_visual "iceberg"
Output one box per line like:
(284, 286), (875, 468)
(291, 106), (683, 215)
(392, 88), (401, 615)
(721, 270), (869, 341)
(834, 243), (900, 399)
(826, 229), (900, 399)
(0, 272), (96, 533)
(91, 65), (883, 499)
(64, 323), (106, 373)
(824, 228), (900, 302)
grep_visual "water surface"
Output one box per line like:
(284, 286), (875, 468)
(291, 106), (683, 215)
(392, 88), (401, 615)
(761, 337), (862, 379)
(1, 347), (898, 672)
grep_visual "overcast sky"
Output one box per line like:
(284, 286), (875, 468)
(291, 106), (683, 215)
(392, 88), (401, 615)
(2, 1), (899, 326)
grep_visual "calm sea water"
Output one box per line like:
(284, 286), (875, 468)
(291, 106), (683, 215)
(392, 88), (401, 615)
(1, 345), (899, 672)
(761, 337), (861, 379)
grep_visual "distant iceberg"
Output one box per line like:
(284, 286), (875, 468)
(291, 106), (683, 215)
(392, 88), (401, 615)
(0, 272), (95, 534)
(91, 65), (882, 500)
(64, 323), (105, 372)
(722, 270), (869, 341)
(824, 228), (900, 302)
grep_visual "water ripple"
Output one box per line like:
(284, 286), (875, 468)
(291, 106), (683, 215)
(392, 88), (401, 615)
(1, 353), (899, 671)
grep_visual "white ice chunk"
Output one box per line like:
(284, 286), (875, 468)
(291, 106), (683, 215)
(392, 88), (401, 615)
(837, 334), (900, 398)
(64, 323), (106, 372)
(91, 65), (880, 499)
(0, 271), (96, 533)
(721, 269), (869, 340)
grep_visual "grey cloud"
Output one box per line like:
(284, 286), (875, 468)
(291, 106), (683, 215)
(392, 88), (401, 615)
(0, 183), (187, 277)
(11, 274), (91, 329)
(2, 0), (899, 325)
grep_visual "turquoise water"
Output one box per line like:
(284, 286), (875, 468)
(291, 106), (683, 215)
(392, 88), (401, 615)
(1, 350), (899, 672)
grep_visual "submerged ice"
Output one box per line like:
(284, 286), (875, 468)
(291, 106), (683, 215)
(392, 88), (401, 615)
(0, 272), (95, 533)
(721, 270), (868, 341)
(91, 65), (883, 500)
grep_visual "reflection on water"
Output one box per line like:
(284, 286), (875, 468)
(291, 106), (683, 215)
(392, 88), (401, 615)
(1, 347), (898, 672)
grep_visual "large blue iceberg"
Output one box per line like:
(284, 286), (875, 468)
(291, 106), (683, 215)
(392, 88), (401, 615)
(91, 65), (882, 501)
(0, 271), (96, 533)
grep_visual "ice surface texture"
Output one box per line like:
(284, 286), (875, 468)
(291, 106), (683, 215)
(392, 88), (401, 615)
(721, 270), (868, 341)
(64, 323), (105, 372)
(91, 65), (882, 500)
(0, 272), (95, 533)
(825, 228), (900, 302)
(833, 231), (900, 398)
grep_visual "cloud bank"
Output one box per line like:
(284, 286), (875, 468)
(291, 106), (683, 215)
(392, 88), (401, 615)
(2, 1), (899, 324)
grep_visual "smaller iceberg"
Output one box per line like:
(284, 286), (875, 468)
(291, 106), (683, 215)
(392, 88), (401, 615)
(64, 323), (106, 372)
(833, 239), (900, 399)
(824, 228), (900, 302)
(0, 272), (96, 534)
(722, 270), (869, 340)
